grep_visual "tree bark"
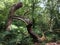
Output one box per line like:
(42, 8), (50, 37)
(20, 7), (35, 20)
(5, 2), (46, 45)
(26, 23), (46, 45)
(5, 2), (22, 31)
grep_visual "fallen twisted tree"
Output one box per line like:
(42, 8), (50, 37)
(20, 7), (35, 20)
(5, 2), (46, 45)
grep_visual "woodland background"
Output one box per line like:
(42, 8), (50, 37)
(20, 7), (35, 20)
(0, 0), (60, 45)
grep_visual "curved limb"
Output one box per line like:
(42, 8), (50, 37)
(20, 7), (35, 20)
(5, 2), (46, 45)
(5, 2), (23, 31)
(26, 23), (46, 45)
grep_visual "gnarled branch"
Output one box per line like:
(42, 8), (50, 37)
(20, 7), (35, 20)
(5, 2), (46, 45)
(5, 2), (23, 31)
(12, 16), (32, 25)
(26, 23), (46, 43)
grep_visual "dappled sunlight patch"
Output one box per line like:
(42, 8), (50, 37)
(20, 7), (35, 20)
(19, 26), (28, 35)
(0, 1), (5, 10)
(19, 26), (24, 29)
(5, 0), (14, 3)
(10, 24), (18, 30)
(19, 26), (27, 30)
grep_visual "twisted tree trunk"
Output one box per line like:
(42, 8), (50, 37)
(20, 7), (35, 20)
(26, 23), (46, 45)
(5, 2), (23, 31)
(5, 2), (46, 45)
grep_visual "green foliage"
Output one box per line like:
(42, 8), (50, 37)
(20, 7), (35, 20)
(0, 0), (60, 45)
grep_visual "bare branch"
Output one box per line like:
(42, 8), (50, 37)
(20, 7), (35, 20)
(12, 16), (32, 25)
